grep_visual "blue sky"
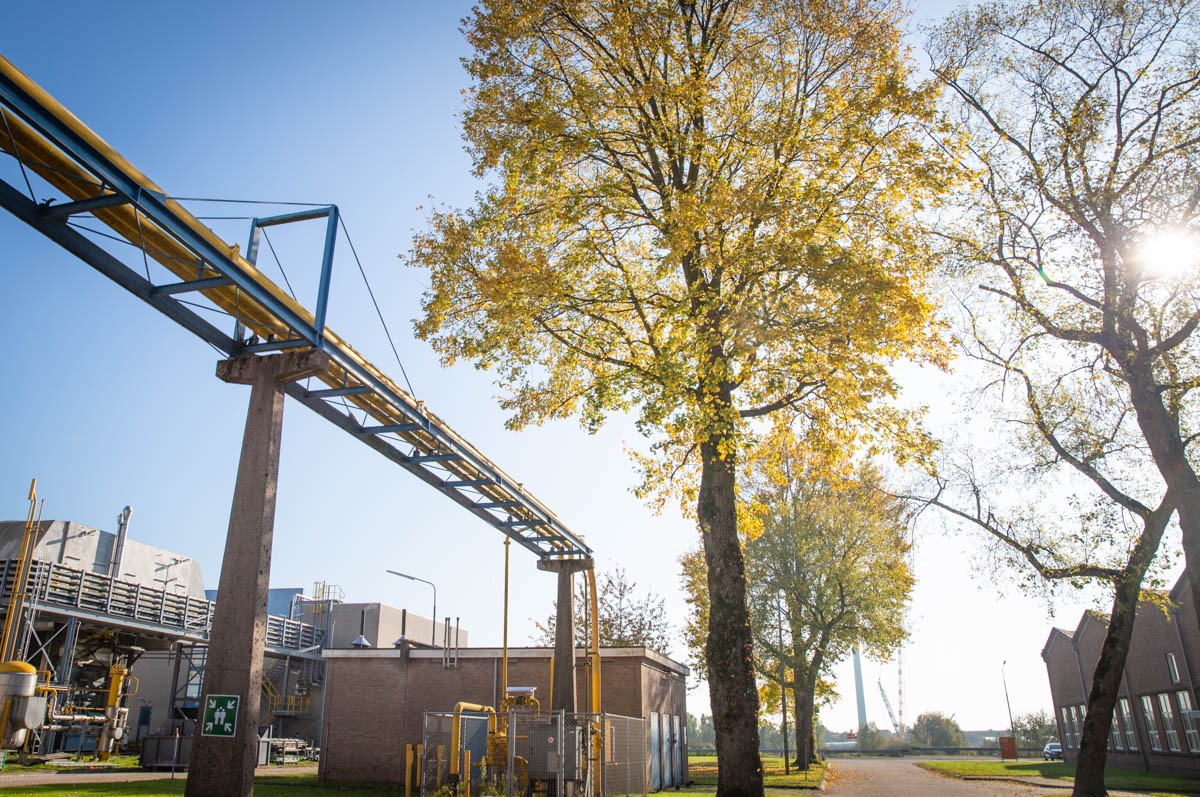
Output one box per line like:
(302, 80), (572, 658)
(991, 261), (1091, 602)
(0, 0), (1127, 734)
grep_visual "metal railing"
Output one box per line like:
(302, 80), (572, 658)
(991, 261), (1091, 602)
(0, 558), (323, 652)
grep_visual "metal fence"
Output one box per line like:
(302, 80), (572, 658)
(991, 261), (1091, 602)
(421, 710), (646, 797)
(594, 713), (646, 797)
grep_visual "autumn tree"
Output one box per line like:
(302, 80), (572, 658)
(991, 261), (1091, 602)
(908, 712), (964, 748)
(855, 721), (907, 751)
(1012, 709), (1058, 751)
(407, 2), (952, 793)
(926, 1), (1200, 795)
(742, 431), (913, 769)
(531, 567), (674, 652)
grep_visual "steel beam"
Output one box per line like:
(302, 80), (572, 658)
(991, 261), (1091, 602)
(307, 386), (370, 399)
(153, 276), (233, 295)
(38, 193), (129, 218)
(0, 56), (592, 561)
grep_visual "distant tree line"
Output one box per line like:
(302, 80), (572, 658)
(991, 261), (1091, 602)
(685, 713), (828, 754)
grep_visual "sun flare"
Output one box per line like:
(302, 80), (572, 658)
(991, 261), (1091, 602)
(1135, 227), (1200, 278)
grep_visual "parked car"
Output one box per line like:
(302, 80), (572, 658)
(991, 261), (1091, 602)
(1043, 741), (1063, 760)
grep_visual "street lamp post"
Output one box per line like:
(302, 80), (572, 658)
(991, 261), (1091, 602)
(778, 593), (790, 774)
(1002, 660), (1016, 751)
(386, 569), (438, 646)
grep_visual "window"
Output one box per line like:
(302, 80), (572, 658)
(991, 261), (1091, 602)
(1065, 705), (1084, 748)
(1177, 691), (1200, 752)
(1143, 695), (1162, 751)
(1120, 698), (1138, 750)
(1110, 706), (1124, 751)
(1168, 652), (1181, 684)
(1159, 693), (1181, 752)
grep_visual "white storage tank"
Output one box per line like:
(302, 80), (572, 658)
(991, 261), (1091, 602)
(0, 661), (39, 748)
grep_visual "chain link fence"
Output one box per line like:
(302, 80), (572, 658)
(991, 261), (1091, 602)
(421, 710), (645, 797)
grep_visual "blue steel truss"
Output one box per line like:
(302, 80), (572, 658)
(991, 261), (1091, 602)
(0, 55), (590, 561)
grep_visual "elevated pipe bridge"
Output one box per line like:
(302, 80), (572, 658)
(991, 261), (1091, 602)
(0, 55), (590, 563)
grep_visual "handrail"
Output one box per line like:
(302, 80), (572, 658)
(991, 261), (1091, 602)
(0, 558), (322, 652)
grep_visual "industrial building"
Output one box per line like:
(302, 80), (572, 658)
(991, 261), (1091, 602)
(0, 516), (452, 761)
(1043, 573), (1200, 773)
(0, 51), (603, 796)
(319, 645), (689, 791)
(0, 514), (686, 794)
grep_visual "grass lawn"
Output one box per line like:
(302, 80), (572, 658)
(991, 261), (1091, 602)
(688, 754), (825, 790)
(1, 754), (826, 797)
(0, 772), (406, 796)
(921, 759), (1200, 795)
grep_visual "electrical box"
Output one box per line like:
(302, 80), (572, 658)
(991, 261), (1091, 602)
(527, 722), (583, 781)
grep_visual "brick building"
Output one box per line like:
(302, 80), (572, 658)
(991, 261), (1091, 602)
(1043, 574), (1200, 772)
(318, 646), (688, 790)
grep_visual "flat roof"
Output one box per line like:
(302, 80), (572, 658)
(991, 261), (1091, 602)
(324, 645), (688, 676)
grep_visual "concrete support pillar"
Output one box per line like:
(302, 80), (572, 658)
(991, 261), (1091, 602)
(186, 349), (327, 797)
(536, 556), (594, 713)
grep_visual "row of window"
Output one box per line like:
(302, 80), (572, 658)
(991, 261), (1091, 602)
(1060, 691), (1200, 754)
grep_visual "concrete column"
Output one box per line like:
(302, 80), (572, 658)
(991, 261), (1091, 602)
(186, 349), (327, 797)
(536, 556), (594, 713)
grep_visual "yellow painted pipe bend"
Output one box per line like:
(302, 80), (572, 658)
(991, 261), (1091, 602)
(450, 702), (496, 776)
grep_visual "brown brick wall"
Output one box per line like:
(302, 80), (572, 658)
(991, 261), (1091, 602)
(319, 649), (686, 785)
(599, 657), (643, 717)
(1045, 583), (1200, 774)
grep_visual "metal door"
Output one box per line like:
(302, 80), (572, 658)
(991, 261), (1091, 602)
(650, 711), (661, 790)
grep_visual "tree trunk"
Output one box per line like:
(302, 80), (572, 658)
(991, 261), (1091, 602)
(1123, 356), (1200, 629)
(1071, 497), (1176, 797)
(1180, 499), (1200, 628)
(794, 665), (820, 770)
(1072, 575), (1138, 797)
(699, 434), (764, 797)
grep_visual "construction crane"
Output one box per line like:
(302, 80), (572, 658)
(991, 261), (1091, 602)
(878, 678), (902, 738)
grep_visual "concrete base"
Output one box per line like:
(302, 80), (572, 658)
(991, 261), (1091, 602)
(186, 350), (326, 797)
(536, 557), (593, 712)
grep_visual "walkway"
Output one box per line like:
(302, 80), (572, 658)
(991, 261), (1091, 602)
(825, 757), (1172, 796)
(826, 758), (1072, 796)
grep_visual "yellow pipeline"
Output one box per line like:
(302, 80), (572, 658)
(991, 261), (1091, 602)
(104, 665), (128, 709)
(585, 568), (602, 782)
(586, 568), (601, 714)
(1, 480), (41, 663)
(449, 702), (495, 777)
(502, 539), (510, 701)
(0, 54), (576, 553)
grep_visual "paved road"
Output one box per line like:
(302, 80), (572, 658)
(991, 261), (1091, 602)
(825, 758), (1068, 796)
